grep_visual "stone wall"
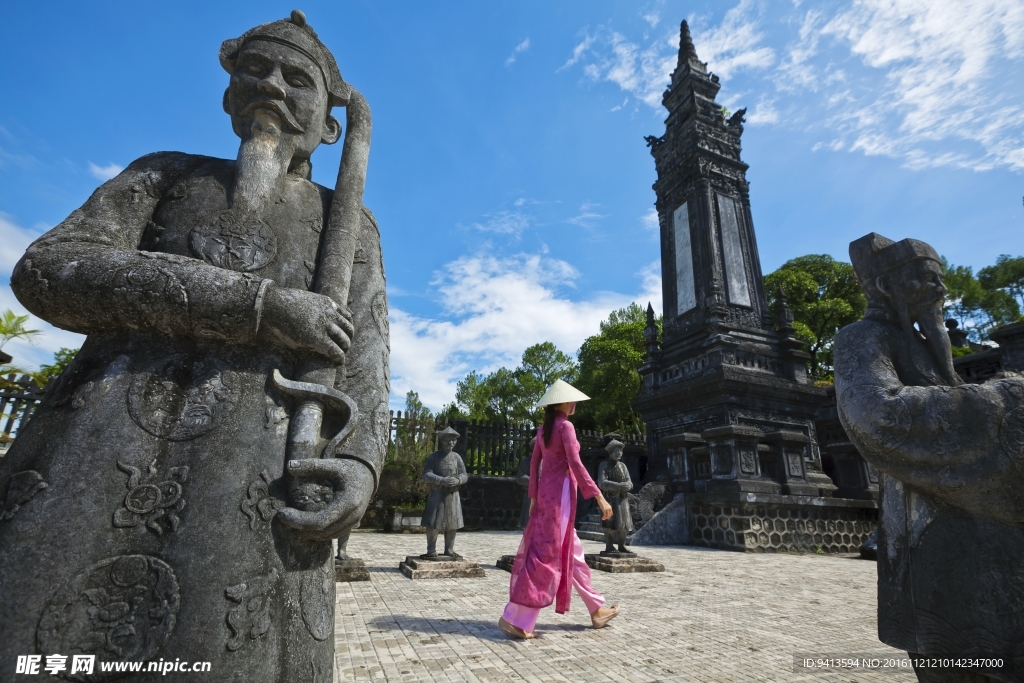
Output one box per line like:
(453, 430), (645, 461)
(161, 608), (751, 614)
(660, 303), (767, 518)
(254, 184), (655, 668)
(460, 474), (525, 530)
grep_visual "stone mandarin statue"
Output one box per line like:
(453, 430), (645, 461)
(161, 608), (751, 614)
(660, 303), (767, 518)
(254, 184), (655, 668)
(0, 11), (389, 681)
(597, 439), (634, 555)
(420, 426), (469, 559)
(834, 233), (1024, 679)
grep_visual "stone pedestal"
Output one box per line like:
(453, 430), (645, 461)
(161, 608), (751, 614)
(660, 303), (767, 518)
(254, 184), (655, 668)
(584, 553), (665, 573)
(398, 555), (485, 579)
(335, 558), (370, 582)
(496, 554), (515, 572)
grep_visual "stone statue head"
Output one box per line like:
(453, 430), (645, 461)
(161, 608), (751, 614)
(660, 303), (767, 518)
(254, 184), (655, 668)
(437, 426), (459, 454)
(219, 10), (345, 178)
(849, 232), (956, 383)
(605, 439), (625, 461)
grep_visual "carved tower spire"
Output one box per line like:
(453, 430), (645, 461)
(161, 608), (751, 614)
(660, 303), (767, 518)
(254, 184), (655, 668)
(647, 20), (771, 349)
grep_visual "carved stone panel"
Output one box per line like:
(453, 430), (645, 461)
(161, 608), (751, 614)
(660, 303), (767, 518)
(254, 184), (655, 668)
(127, 356), (239, 441)
(716, 193), (751, 307)
(37, 555), (180, 678)
(673, 202), (697, 315)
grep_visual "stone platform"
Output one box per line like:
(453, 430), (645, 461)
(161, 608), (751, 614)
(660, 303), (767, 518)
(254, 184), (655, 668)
(335, 558), (370, 582)
(399, 555), (486, 580)
(495, 554), (515, 572)
(584, 551), (665, 573)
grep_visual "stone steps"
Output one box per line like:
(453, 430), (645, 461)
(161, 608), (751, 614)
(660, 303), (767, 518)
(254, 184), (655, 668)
(576, 510), (606, 542)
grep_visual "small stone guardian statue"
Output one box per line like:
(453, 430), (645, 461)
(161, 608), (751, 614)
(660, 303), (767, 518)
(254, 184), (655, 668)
(421, 426), (468, 558)
(597, 440), (634, 555)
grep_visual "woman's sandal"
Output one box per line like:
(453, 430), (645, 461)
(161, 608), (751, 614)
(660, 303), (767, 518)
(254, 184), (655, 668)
(498, 617), (535, 640)
(590, 604), (620, 629)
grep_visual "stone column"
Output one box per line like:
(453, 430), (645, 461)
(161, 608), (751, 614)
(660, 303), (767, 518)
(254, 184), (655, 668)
(700, 425), (779, 494)
(762, 431), (820, 496)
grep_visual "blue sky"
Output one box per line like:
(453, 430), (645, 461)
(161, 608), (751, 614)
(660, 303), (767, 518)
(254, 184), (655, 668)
(1, 0), (1022, 409)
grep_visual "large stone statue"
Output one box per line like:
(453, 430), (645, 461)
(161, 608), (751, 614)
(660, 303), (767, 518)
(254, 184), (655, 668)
(597, 439), (634, 555)
(835, 233), (1024, 681)
(0, 11), (389, 681)
(420, 426), (468, 558)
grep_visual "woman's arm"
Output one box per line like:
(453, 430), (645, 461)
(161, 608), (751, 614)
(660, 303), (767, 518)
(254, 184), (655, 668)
(527, 433), (542, 500)
(561, 421), (601, 499)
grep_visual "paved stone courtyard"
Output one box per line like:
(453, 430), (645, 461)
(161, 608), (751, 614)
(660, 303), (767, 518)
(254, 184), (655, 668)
(334, 530), (915, 683)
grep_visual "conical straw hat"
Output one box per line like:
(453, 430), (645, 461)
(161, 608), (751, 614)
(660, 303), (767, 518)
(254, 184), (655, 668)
(536, 379), (590, 408)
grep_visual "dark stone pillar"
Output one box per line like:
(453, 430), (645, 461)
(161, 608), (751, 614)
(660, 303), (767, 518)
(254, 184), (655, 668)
(700, 425), (780, 494)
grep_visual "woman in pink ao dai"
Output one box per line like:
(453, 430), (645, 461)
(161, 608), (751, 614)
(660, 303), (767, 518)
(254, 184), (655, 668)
(499, 380), (620, 639)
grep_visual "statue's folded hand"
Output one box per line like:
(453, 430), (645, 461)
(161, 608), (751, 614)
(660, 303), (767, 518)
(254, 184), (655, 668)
(277, 458), (373, 541)
(258, 285), (354, 363)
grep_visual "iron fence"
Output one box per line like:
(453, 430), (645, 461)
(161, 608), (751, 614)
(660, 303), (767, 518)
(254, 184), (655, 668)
(0, 374), (44, 450)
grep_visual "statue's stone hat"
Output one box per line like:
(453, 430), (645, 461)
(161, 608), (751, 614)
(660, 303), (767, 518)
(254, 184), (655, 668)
(604, 439), (625, 453)
(849, 232), (941, 284)
(437, 426), (460, 440)
(536, 379), (590, 408)
(220, 9), (352, 108)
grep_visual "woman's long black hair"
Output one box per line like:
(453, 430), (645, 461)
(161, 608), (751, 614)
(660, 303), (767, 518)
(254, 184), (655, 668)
(542, 405), (558, 446)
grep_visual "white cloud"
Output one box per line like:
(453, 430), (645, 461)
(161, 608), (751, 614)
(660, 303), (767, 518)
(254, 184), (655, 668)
(0, 213), (86, 370)
(566, 0), (1024, 171)
(470, 210), (530, 237)
(641, 208), (660, 233)
(505, 37), (531, 66)
(816, 0), (1024, 171)
(388, 253), (658, 410)
(643, 12), (661, 28)
(88, 162), (123, 181)
(746, 98), (780, 125)
(564, 0), (774, 110)
(0, 212), (39, 275)
(696, 0), (776, 81)
(559, 35), (595, 71)
(566, 202), (606, 228)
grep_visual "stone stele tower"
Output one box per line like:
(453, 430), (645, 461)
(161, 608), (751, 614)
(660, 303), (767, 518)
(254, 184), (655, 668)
(632, 21), (877, 553)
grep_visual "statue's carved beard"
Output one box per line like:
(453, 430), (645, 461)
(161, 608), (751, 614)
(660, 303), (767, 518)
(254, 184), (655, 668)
(896, 298), (958, 385)
(232, 110), (297, 216)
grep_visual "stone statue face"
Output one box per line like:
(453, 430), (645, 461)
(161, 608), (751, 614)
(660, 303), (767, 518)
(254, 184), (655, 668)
(440, 436), (457, 453)
(609, 446), (623, 462)
(880, 258), (956, 383)
(225, 39), (340, 163)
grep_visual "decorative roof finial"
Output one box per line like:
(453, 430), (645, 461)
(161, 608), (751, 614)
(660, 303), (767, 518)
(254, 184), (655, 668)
(775, 286), (796, 338)
(679, 20), (699, 63)
(643, 302), (661, 363)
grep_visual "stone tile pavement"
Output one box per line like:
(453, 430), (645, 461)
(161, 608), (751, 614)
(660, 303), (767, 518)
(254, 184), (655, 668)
(334, 530), (915, 683)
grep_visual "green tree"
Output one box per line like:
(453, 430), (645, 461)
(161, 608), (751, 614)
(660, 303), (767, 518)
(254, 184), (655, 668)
(764, 255), (865, 381)
(942, 258), (1020, 341)
(454, 343), (577, 423)
(0, 310), (40, 352)
(378, 391), (434, 508)
(978, 254), (1024, 313)
(574, 303), (658, 434)
(37, 347), (79, 385)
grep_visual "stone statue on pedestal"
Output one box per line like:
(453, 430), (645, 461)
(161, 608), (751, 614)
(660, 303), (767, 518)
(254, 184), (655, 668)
(835, 232), (1024, 682)
(0, 11), (388, 681)
(420, 426), (468, 559)
(597, 440), (634, 555)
